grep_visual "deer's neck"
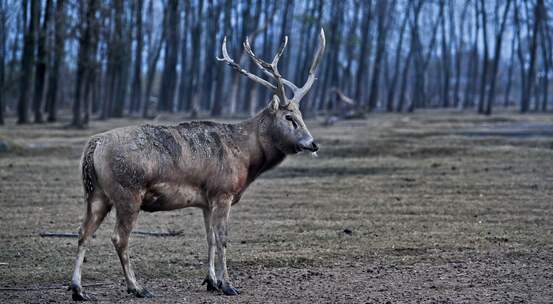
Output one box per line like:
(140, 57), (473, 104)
(239, 109), (286, 182)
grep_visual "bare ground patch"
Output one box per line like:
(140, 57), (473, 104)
(1, 110), (553, 303)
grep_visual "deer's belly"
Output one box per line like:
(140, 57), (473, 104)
(140, 182), (206, 212)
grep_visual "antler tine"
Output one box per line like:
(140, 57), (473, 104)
(244, 37), (274, 75)
(308, 29), (326, 74)
(290, 28), (326, 104)
(217, 36), (276, 91)
(242, 36), (292, 106)
(244, 37), (299, 91)
(271, 36), (288, 70)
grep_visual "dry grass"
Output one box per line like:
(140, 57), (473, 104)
(1, 110), (553, 303)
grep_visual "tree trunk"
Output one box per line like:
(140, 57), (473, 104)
(396, 48), (413, 112)
(540, 6), (552, 111)
(0, 0), (6, 125)
(463, 1), (480, 110)
(83, 1), (100, 125)
(158, 0), (179, 113)
(514, 1), (526, 113)
(129, 0), (143, 115)
(45, 0), (65, 122)
(109, 0), (130, 118)
(212, 0), (233, 116)
(177, 0), (190, 112)
(201, 0), (217, 112)
(188, 0), (203, 117)
(520, 0), (542, 113)
(367, 0), (391, 111)
(439, 0), (451, 108)
(453, 1), (469, 108)
(143, 0), (164, 118)
(386, 2), (409, 112)
(318, 0), (342, 112)
(409, 0), (436, 112)
(485, 0), (512, 115)
(32, 0), (51, 123)
(504, 34), (515, 107)
(72, 0), (97, 128)
(477, 0), (489, 114)
(354, 0), (372, 106)
(17, 0), (39, 124)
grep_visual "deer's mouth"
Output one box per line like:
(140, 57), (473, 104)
(297, 141), (319, 152)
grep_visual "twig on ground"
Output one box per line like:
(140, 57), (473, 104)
(0, 282), (112, 291)
(39, 232), (83, 238)
(132, 229), (184, 237)
(39, 230), (184, 238)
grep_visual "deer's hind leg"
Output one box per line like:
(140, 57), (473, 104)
(71, 192), (111, 301)
(111, 190), (153, 298)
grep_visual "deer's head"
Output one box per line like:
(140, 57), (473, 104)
(218, 29), (326, 154)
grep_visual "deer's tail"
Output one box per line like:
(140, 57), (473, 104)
(81, 137), (100, 201)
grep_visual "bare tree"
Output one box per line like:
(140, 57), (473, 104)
(409, 0), (441, 112)
(484, 0), (512, 115)
(354, 0), (372, 106)
(386, 1), (410, 112)
(142, 0), (164, 118)
(129, 0), (143, 115)
(45, 0), (65, 122)
(539, 3), (551, 111)
(520, 0), (543, 113)
(453, 0), (470, 108)
(71, 0), (98, 128)
(367, 0), (394, 111)
(176, 0), (190, 112)
(17, 0), (39, 124)
(504, 34), (515, 107)
(211, 0), (233, 116)
(158, 0), (179, 112)
(32, 0), (51, 123)
(397, 0), (423, 112)
(439, 0), (451, 108)
(463, 0), (480, 109)
(0, 0), (6, 125)
(477, 0), (489, 114)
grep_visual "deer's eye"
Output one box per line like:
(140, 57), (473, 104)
(285, 115), (298, 129)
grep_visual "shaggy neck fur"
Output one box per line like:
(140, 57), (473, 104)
(239, 108), (286, 182)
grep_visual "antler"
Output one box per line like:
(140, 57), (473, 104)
(289, 28), (326, 104)
(218, 28), (326, 107)
(243, 36), (290, 105)
(217, 36), (276, 91)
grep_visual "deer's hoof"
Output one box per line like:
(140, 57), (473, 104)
(128, 288), (154, 298)
(72, 290), (95, 301)
(218, 281), (240, 296)
(202, 276), (219, 292)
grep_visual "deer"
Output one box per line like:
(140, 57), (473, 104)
(69, 29), (325, 301)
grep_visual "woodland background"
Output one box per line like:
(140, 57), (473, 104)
(0, 0), (551, 128)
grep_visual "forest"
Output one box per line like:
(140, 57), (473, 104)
(0, 0), (551, 127)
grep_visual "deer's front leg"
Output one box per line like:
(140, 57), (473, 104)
(212, 196), (240, 295)
(201, 208), (218, 292)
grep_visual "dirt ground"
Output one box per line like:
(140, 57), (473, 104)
(1, 110), (552, 303)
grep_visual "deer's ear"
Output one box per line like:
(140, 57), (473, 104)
(269, 95), (280, 113)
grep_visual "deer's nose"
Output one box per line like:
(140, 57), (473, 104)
(298, 137), (318, 152)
